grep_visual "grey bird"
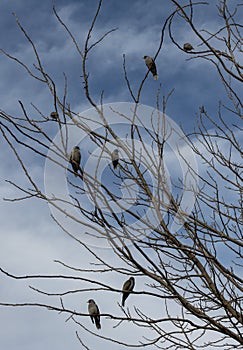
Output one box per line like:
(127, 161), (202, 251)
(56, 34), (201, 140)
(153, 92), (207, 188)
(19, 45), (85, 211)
(111, 149), (119, 169)
(69, 146), (81, 177)
(143, 56), (158, 80)
(122, 277), (135, 306)
(87, 299), (101, 329)
(183, 43), (194, 51)
(50, 111), (59, 120)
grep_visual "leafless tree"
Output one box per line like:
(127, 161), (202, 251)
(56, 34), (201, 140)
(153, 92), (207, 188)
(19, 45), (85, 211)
(0, 1), (242, 349)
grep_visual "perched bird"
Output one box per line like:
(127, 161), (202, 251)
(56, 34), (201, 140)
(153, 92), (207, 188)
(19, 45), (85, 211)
(200, 105), (206, 114)
(122, 277), (135, 307)
(50, 111), (59, 120)
(143, 56), (158, 80)
(111, 149), (119, 169)
(87, 299), (101, 329)
(183, 43), (194, 51)
(69, 146), (81, 177)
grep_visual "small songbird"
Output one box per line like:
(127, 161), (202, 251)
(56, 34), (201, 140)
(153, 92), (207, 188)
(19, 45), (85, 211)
(69, 146), (81, 177)
(111, 149), (119, 169)
(122, 277), (135, 307)
(87, 299), (101, 329)
(143, 56), (158, 80)
(183, 43), (194, 51)
(50, 111), (59, 120)
(200, 105), (206, 113)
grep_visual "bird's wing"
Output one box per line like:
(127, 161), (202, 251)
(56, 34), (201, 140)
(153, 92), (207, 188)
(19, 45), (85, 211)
(72, 149), (81, 165)
(111, 151), (118, 161)
(76, 151), (81, 164)
(123, 279), (132, 292)
(95, 304), (100, 315)
(150, 61), (157, 72)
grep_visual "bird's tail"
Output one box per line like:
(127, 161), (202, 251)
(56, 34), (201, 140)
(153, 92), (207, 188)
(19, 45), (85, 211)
(153, 74), (159, 80)
(112, 160), (119, 170)
(95, 319), (101, 329)
(79, 167), (84, 180)
(122, 294), (126, 307)
(74, 167), (83, 179)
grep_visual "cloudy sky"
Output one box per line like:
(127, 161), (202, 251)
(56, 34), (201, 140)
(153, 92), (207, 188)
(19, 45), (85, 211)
(0, 1), (241, 349)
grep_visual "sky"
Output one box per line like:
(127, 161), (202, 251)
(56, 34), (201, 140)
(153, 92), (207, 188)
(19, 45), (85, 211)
(0, 1), (242, 350)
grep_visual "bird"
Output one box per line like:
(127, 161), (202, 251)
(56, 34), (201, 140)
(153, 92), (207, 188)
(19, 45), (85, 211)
(50, 111), (59, 120)
(200, 105), (205, 113)
(87, 299), (101, 329)
(143, 56), (158, 80)
(69, 146), (81, 177)
(183, 43), (194, 51)
(111, 149), (119, 169)
(122, 277), (135, 306)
